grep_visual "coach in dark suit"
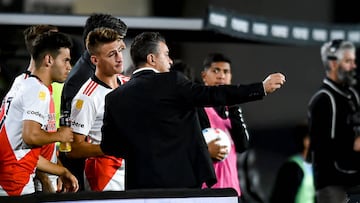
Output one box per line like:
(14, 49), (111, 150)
(100, 32), (286, 190)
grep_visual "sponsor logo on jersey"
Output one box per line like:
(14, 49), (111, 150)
(38, 91), (46, 101)
(27, 110), (45, 119)
(71, 120), (84, 128)
(75, 99), (83, 110)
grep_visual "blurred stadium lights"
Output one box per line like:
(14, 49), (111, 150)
(204, 6), (360, 46)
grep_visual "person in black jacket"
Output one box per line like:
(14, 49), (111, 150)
(100, 32), (286, 190)
(59, 13), (127, 191)
(308, 39), (360, 203)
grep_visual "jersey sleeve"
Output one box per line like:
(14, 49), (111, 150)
(70, 93), (96, 136)
(21, 84), (50, 128)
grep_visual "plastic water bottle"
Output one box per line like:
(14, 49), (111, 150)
(59, 110), (72, 152)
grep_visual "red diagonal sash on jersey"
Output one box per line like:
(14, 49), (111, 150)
(0, 127), (41, 195)
(85, 155), (123, 191)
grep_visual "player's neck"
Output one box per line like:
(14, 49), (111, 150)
(26, 58), (36, 73)
(96, 73), (119, 89)
(32, 67), (52, 87)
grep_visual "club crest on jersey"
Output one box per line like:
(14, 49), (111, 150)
(38, 91), (46, 101)
(76, 99), (83, 110)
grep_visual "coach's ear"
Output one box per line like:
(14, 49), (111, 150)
(147, 54), (156, 66)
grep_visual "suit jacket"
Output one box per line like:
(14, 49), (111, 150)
(100, 69), (265, 190)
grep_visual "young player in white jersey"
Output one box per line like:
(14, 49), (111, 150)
(66, 27), (128, 191)
(5, 25), (66, 193)
(0, 32), (78, 196)
(24, 24), (63, 193)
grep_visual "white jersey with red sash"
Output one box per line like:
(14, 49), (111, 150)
(0, 76), (55, 196)
(71, 74), (128, 191)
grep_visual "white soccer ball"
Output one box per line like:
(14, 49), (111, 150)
(202, 128), (231, 160)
